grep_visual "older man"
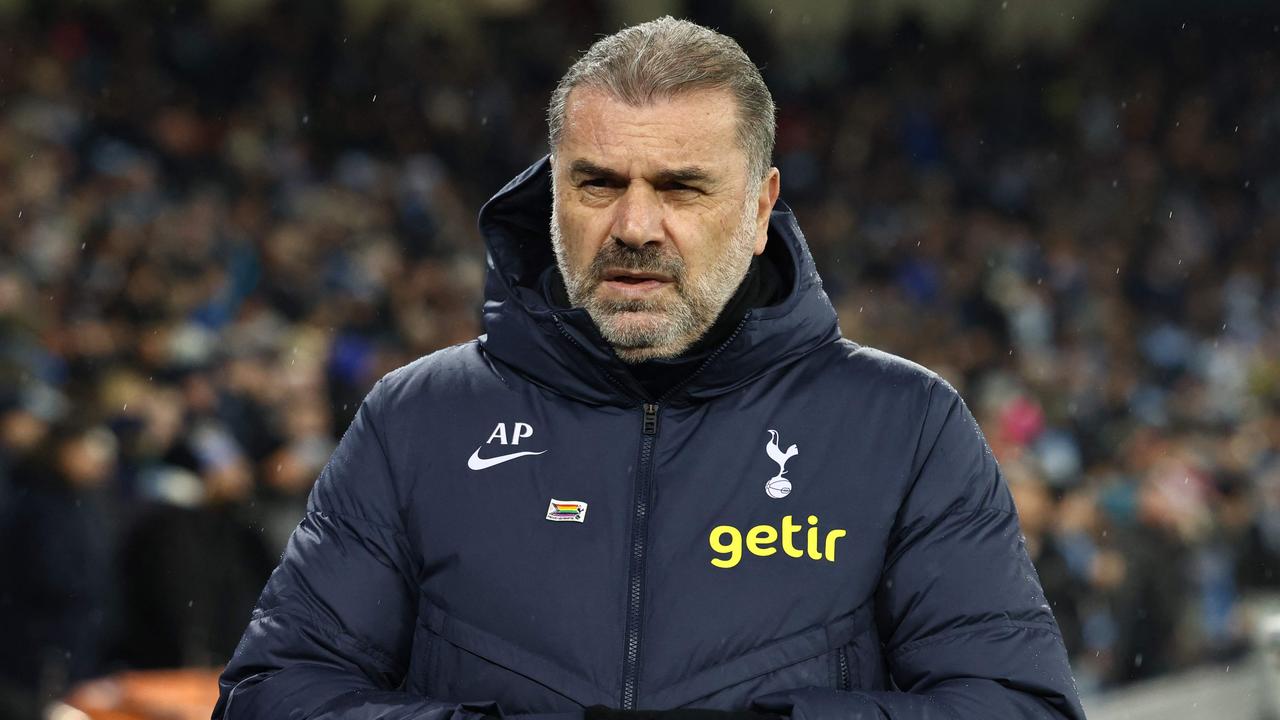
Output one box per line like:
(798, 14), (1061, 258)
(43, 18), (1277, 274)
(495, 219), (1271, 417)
(215, 17), (1084, 720)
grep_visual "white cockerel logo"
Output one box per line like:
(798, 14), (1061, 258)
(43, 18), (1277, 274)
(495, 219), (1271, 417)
(764, 429), (799, 499)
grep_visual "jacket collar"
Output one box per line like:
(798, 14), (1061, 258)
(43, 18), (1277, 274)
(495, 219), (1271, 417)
(477, 155), (842, 408)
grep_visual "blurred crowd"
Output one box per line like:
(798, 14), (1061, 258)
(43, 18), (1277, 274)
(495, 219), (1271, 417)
(0, 0), (1277, 714)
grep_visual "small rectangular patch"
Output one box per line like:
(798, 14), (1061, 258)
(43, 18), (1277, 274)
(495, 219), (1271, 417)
(546, 498), (587, 523)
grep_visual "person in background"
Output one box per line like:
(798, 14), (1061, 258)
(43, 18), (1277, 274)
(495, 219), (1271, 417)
(0, 422), (117, 717)
(114, 418), (275, 670)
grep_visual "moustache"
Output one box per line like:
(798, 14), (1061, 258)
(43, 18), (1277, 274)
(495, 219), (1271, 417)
(587, 243), (686, 286)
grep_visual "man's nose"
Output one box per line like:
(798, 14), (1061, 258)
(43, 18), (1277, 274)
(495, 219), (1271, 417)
(610, 183), (665, 249)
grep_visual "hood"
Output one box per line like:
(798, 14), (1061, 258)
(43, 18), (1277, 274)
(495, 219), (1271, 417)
(477, 155), (841, 408)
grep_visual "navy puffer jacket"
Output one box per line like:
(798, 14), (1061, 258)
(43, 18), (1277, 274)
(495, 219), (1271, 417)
(214, 157), (1085, 719)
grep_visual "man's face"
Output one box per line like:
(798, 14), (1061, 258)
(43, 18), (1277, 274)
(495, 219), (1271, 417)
(551, 87), (780, 362)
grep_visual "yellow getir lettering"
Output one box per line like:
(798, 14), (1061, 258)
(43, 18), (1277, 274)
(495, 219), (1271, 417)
(746, 525), (778, 556)
(781, 514), (804, 558)
(806, 515), (824, 560)
(711, 516), (848, 569)
(710, 525), (743, 568)
(824, 528), (847, 562)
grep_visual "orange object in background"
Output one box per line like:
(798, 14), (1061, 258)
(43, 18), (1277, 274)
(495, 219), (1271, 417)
(57, 669), (221, 720)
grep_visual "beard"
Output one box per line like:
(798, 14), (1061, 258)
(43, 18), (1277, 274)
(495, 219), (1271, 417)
(550, 198), (758, 363)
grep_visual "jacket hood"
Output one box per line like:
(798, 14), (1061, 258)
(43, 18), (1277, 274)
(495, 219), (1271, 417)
(477, 155), (841, 407)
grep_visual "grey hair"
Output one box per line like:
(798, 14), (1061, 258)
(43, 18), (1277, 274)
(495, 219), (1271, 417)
(547, 16), (776, 180)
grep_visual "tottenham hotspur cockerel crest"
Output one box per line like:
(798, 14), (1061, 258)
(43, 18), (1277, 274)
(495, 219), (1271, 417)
(764, 430), (799, 499)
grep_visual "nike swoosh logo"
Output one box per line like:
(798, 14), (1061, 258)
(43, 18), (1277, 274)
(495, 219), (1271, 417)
(467, 447), (547, 471)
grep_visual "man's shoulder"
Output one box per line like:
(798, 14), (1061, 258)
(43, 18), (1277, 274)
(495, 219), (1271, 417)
(365, 339), (501, 415)
(815, 338), (946, 396)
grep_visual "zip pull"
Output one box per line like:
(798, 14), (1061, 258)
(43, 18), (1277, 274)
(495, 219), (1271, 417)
(642, 403), (659, 435)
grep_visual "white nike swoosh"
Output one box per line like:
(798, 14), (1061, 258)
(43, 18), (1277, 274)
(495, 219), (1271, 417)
(467, 447), (547, 471)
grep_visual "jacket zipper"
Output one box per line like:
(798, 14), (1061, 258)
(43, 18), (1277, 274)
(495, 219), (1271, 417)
(617, 318), (752, 709)
(837, 646), (851, 691)
(621, 401), (660, 709)
(554, 314), (750, 710)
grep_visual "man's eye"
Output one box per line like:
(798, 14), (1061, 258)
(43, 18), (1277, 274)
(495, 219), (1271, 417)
(660, 183), (699, 195)
(581, 178), (617, 189)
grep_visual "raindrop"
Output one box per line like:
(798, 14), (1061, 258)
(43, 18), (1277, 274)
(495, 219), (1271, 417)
(16, 210), (21, 218)
(859, 306), (864, 313)
(122, 403), (128, 411)
(1134, 653), (1144, 667)
(188, 600), (194, 608)
(1001, 1), (1007, 8)
(1115, 267), (1120, 274)
(1111, 179), (1118, 188)
(1168, 210), (1173, 219)
(302, 114), (310, 125)
(372, 94), (377, 103)
(81, 242), (86, 250)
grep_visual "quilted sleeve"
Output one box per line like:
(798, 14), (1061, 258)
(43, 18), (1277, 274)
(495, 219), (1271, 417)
(213, 380), (579, 720)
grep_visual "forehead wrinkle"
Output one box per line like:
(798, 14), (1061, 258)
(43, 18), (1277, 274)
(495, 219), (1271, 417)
(568, 159), (717, 188)
(561, 88), (742, 184)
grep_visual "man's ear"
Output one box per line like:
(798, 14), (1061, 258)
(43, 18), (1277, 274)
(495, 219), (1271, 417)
(753, 167), (781, 256)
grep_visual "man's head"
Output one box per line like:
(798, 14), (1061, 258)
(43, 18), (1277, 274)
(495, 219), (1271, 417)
(547, 17), (781, 363)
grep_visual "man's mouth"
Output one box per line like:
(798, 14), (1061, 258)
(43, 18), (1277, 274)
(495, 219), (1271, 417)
(599, 269), (674, 294)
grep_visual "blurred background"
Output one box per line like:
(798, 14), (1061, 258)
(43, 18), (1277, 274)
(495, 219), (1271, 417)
(0, 0), (1277, 718)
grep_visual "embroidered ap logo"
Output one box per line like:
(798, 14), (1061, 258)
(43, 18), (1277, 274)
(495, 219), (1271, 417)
(467, 422), (547, 471)
(764, 429), (798, 499)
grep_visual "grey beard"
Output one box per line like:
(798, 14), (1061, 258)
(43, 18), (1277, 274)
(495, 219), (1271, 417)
(550, 202), (757, 362)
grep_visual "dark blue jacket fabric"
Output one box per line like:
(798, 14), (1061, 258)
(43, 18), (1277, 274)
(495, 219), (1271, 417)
(214, 157), (1086, 719)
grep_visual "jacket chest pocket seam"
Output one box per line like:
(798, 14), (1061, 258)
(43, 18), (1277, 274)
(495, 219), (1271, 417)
(423, 622), (440, 695)
(421, 602), (614, 707)
(835, 645), (852, 691)
(648, 601), (874, 708)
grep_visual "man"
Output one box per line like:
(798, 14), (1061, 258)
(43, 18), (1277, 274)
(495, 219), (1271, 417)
(215, 17), (1085, 720)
